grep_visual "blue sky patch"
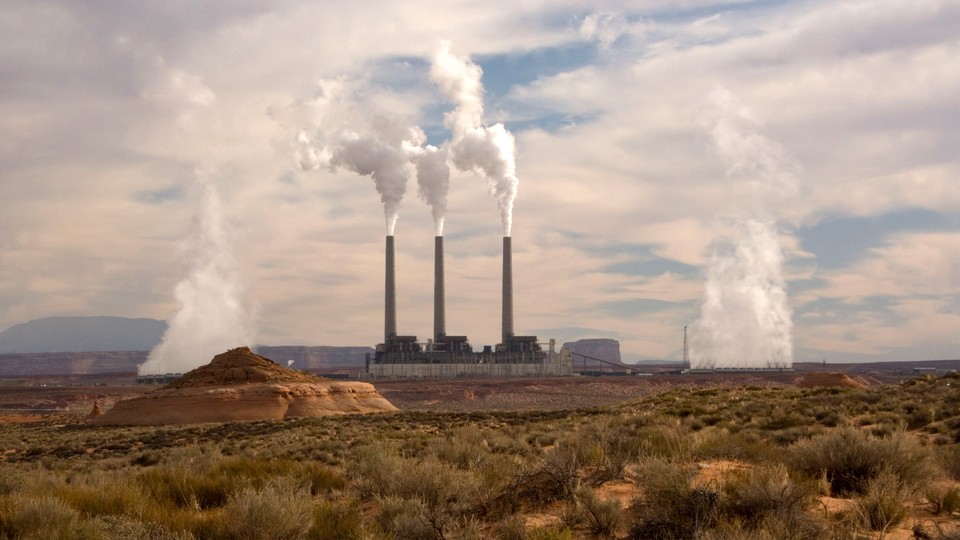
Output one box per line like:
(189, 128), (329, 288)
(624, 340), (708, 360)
(135, 186), (182, 204)
(798, 208), (955, 269)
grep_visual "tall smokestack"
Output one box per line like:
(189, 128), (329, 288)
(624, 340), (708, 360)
(385, 235), (396, 342)
(434, 236), (445, 342)
(502, 236), (513, 344)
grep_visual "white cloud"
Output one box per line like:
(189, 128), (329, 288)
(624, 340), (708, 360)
(1, 0), (957, 363)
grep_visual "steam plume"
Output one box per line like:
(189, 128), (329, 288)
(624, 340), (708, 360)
(294, 84), (424, 235)
(414, 145), (451, 235)
(431, 41), (519, 236)
(690, 87), (795, 370)
(139, 170), (254, 375)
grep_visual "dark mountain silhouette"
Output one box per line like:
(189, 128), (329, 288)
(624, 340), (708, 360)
(0, 316), (166, 354)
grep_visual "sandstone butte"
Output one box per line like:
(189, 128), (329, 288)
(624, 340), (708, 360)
(90, 347), (397, 426)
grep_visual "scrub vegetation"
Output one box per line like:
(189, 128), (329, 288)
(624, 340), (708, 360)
(3, 374), (960, 538)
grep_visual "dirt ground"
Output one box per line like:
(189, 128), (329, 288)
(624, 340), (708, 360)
(0, 361), (948, 421)
(0, 372), (795, 420)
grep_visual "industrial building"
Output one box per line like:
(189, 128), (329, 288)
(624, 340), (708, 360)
(366, 235), (572, 378)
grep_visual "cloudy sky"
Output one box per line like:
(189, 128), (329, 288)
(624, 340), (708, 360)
(2, 0), (958, 363)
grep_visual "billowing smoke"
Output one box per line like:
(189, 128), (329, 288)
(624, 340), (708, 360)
(294, 84), (424, 235)
(414, 145), (451, 235)
(690, 87), (796, 370)
(139, 170), (255, 375)
(431, 41), (519, 236)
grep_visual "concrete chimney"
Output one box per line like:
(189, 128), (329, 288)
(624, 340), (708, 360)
(434, 236), (445, 342)
(502, 236), (514, 344)
(385, 235), (396, 342)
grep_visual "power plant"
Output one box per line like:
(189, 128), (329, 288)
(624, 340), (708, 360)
(366, 235), (572, 378)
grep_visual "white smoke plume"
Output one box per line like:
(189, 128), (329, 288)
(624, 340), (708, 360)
(431, 41), (519, 236)
(294, 83), (425, 235)
(414, 144), (451, 235)
(139, 169), (255, 375)
(690, 87), (796, 370)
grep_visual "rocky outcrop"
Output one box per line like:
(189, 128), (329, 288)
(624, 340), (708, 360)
(87, 400), (104, 419)
(91, 347), (396, 425)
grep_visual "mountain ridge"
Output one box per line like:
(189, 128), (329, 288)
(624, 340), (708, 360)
(0, 316), (167, 354)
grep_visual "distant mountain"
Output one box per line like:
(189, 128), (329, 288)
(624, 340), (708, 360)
(0, 316), (166, 354)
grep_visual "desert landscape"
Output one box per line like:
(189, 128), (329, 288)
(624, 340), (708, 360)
(3, 357), (960, 539)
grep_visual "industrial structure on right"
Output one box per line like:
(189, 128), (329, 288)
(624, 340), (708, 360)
(366, 235), (572, 378)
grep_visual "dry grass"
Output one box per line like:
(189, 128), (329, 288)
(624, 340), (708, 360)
(1, 374), (960, 538)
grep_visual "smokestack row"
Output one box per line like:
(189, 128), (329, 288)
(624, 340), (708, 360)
(382, 234), (516, 346)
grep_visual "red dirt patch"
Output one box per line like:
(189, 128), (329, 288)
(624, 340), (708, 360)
(796, 371), (866, 389)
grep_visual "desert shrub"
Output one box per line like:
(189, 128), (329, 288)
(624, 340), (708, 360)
(527, 525), (574, 540)
(628, 459), (718, 540)
(472, 453), (523, 519)
(93, 514), (195, 540)
(563, 487), (622, 538)
(431, 426), (488, 470)
(582, 420), (645, 486)
(486, 427), (535, 455)
(7, 495), (103, 540)
(219, 478), (314, 540)
(699, 514), (830, 540)
(853, 468), (913, 531)
(720, 464), (821, 535)
(787, 427), (933, 495)
(813, 409), (843, 428)
(131, 451), (163, 467)
(53, 474), (147, 518)
(139, 455), (343, 510)
(637, 425), (693, 461)
(0, 494), (15, 538)
(936, 445), (960, 481)
(308, 500), (363, 540)
(375, 496), (436, 540)
(695, 429), (776, 462)
(493, 514), (527, 540)
(355, 445), (482, 536)
(769, 426), (818, 446)
(0, 467), (23, 495)
(214, 456), (345, 494)
(352, 444), (406, 499)
(907, 407), (936, 429)
(138, 466), (231, 509)
(759, 412), (809, 431)
(927, 485), (960, 516)
(506, 443), (583, 509)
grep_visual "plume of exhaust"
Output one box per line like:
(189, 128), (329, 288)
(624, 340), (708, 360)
(139, 169), (255, 375)
(431, 41), (519, 236)
(293, 84), (424, 235)
(690, 87), (796, 370)
(415, 145), (450, 235)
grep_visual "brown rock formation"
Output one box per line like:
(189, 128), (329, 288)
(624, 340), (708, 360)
(91, 347), (396, 426)
(795, 371), (866, 389)
(87, 400), (104, 418)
